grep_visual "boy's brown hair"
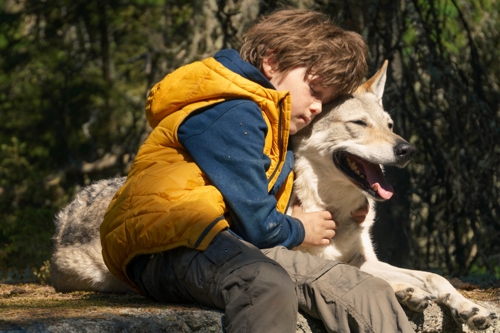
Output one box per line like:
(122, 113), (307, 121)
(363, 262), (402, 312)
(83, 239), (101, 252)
(240, 9), (368, 97)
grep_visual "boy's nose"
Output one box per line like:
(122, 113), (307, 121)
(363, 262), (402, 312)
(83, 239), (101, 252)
(311, 101), (322, 114)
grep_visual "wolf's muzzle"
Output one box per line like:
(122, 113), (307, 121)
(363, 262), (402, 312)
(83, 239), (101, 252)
(394, 142), (415, 167)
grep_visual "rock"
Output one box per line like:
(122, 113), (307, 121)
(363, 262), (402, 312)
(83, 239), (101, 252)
(0, 284), (498, 333)
(405, 301), (500, 333)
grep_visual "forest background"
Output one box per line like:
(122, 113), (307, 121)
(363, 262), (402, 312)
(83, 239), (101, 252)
(0, 0), (499, 286)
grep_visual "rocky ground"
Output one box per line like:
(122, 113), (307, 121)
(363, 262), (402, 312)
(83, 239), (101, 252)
(0, 282), (498, 333)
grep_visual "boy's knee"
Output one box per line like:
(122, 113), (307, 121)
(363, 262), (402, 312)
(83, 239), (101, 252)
(307, 266), (409, 332)
(223, 261), (297, 306)
(221, 261), (298, 333)
(364, 275), (394, 292)
(248, 261), (296, 297)
(355, 275), (397, 299)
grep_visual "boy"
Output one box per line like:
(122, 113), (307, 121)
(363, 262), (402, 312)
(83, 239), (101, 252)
(100, 9), (415, 333)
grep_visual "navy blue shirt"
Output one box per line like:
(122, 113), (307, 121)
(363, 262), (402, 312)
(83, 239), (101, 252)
(177, 49), (305, 249)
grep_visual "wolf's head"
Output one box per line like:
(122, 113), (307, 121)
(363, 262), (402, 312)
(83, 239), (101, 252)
(292, 61), (415, 202)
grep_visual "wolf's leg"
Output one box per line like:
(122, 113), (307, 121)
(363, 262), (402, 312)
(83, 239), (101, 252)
(360, 260), (498, 331)
(359, 260), (435, 312)
(390, 282), (436, 312)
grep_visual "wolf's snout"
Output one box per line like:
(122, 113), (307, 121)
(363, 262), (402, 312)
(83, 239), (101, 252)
(394, 142), (415, 165)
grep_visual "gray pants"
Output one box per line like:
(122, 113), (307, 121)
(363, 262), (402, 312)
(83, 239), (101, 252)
(128, 231), (415, 333)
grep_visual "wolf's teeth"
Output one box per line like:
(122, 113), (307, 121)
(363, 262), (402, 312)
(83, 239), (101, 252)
(347, 159), (357, 170)
(346, 156), (366, 179)
(348, 160), (359, 172)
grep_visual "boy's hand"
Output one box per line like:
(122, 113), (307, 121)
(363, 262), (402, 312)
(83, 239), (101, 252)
(351, 201), (369, 224)
(291, 202), (337, 247)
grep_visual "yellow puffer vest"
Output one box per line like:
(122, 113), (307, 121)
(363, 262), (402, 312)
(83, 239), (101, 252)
(100, 57), (294, 289)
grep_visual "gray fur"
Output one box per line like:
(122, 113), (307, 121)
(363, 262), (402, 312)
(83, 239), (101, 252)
(51, 177), (130, 293)
(54, 177), (125, 246)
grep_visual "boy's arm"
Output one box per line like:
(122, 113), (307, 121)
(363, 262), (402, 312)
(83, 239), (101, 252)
(178, 99), (305, 249)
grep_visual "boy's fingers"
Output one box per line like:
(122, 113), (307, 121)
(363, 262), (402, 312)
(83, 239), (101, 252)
(351, 201), (369, 223)
(324, 229), (335, 239)
(325, 218), (338, 230)
(351, 216), (365, 224)
(319, 238), (331, 246)
(352, 202), (369, 216)
(321, 210), (334, 220)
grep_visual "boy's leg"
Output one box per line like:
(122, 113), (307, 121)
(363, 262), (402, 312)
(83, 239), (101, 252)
(128, 231), (298, 333)
(262, 246), (415, 333)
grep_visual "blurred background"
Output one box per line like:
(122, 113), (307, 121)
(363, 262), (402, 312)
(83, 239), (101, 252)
(0, 0), (498, 286)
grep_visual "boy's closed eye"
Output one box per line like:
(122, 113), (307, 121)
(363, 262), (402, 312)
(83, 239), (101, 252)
(309, 85), (320, 98)
(310, 82), (337, 104)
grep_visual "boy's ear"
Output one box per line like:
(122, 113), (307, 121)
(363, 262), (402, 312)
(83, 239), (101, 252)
(262, 57), (277, 80)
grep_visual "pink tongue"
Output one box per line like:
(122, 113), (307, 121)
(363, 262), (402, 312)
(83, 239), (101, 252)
(364, 164), (394, 200)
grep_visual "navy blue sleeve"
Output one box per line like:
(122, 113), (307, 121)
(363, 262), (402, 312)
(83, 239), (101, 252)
(178, 99), (305, 249)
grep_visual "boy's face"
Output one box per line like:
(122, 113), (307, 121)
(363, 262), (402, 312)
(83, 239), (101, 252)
(262, 59), (337, 134)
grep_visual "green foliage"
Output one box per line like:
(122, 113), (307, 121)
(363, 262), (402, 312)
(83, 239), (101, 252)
(0, 0), (498, 283)
(33, 260), (51, 285)
(463, 259), (500, 287)
(0, 137), (60, 270)
(3, 207), (55, 265)
(0, 0), (193, 274)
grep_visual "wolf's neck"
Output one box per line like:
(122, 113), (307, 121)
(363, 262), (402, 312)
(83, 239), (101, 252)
(293, 157), (368, 222)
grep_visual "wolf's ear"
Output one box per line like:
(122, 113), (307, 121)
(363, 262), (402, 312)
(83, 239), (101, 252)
(356, 60), (388, 106)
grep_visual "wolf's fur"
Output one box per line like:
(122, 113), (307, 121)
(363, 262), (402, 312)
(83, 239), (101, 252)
(51, 177), (130, 293)
(51, 62), (497, 330)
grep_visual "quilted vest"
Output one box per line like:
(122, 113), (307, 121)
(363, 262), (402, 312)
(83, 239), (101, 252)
(100, 57), (294, 289)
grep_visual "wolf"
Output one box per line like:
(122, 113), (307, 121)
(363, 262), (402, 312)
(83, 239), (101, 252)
(51, 62), (497, 330)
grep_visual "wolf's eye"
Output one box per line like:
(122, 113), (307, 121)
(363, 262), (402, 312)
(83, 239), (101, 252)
(388, 122), (393, 130)
(351, 120), (367, 127)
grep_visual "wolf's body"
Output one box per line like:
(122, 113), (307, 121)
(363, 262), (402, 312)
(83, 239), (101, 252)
(51, 177), (130, 293)
(51, 62), (497, 330)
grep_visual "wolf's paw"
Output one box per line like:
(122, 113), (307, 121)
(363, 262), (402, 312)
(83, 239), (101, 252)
(395, 286), (436, 312)
(444, 294), (498, 330)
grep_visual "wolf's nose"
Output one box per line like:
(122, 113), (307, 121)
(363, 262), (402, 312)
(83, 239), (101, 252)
(394, 142), (415, 159)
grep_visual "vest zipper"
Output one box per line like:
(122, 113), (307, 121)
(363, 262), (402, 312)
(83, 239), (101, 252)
(268, 99), (284, 186)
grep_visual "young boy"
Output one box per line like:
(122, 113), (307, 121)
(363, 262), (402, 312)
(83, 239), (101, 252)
(100, 9), (415, 333)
